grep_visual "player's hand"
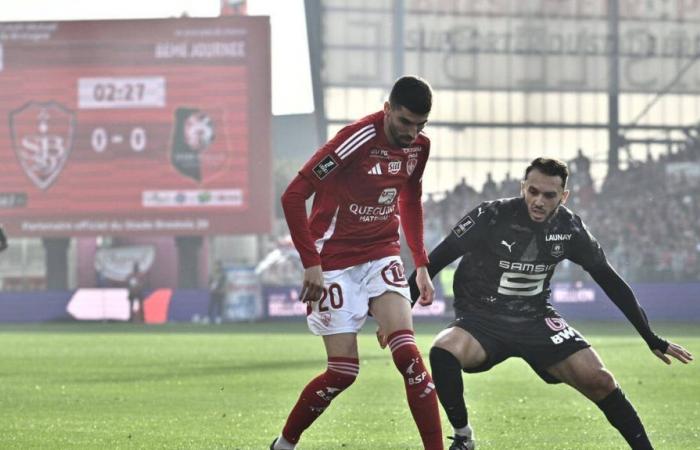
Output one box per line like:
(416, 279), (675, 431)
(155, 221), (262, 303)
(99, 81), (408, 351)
(300, 265), (324, 303)
(652, 340), (693, 365)
(376, 326), (388, 349)
(415, 266), (434, 306)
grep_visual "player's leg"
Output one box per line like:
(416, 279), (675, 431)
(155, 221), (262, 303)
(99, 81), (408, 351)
(547, 347), (653, 449)
(370, 291), (443, 450)
(272, 333), (360, 450)
(430, 327), (487, 450)
(273, 266), (365, 450)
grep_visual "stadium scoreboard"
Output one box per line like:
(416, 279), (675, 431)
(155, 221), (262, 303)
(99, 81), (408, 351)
(0, 17), (271, 237)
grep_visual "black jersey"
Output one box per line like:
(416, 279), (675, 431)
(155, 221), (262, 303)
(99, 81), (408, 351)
(430, 197), (607, 318)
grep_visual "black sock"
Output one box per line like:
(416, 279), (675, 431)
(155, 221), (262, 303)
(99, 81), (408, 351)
(596, 388), (653, 450)
(429, 346), (468, 430)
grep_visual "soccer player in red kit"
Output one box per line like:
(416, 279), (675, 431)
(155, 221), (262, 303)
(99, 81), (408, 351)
(270, 76), (443, 450)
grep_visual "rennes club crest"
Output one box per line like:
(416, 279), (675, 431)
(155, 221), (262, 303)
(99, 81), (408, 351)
(10, 101), (75, 190)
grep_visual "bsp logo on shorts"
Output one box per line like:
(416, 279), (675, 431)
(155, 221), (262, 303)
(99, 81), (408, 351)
(313, 155), (339, 180)
(452, 215), (475, 237)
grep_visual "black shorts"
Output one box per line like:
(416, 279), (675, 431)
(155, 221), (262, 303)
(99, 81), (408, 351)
(451, 307), (590, 384)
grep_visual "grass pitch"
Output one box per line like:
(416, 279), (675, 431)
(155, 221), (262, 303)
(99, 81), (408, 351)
(0, 321), (698, 449)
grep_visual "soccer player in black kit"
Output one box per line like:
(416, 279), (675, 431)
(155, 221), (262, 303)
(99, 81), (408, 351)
(409, 158), (693, 450)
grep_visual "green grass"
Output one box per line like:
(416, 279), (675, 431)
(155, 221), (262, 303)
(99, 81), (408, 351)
(0, 321), (698, 449)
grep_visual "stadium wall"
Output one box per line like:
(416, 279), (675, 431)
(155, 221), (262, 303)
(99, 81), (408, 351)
(0, 283), (698, 323)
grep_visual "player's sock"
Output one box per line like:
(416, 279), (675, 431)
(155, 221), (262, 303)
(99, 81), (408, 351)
(430, 346), (470, 431)
(595, 387), (653, 450)
(279, 357), (359, 446)
(388, 330), (443, 450)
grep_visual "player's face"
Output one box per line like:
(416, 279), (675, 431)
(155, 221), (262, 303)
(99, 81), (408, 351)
(383, 102), (429, 148)
(521, 169), (570, 222)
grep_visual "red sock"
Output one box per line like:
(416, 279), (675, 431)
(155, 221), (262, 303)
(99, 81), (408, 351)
(388, 330), (443, 450)
(281, 357), (359, 444)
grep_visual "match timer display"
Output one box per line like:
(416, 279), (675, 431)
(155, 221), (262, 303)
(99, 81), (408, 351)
(0, 17), (271, 237)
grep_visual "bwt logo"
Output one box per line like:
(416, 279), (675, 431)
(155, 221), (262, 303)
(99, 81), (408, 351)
(550, 327), (578, 344)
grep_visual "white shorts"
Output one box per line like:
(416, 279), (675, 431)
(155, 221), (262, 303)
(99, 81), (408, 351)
(306, 256), (411, 336)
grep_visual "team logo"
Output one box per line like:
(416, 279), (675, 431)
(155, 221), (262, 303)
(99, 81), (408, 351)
(313, 155), (339, 179)
(550, 243), (564, 258)
(452, 215), (475, 237)
(378, 187), (397, 205)
(545, 317), (567, 331)
(388, 160), (402, 175)
(171, 107), (226, 183)
(320, 312), (332, 327)
(381, 260), (408, 288)
(406, 157), (418, 176)
(10, 101), (75, 190)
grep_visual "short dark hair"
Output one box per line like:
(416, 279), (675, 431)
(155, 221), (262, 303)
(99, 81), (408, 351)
(524, 157), (569, 188)
(389, 75), (432, 115)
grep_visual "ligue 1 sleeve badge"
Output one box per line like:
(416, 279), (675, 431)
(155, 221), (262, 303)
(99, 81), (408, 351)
(9, 101), (75, 190)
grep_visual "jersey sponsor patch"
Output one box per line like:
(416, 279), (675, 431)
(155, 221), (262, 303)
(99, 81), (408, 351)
(378, 187), (397, 205)
(550, 243), (564, 258)
(452, 215), (475, 237)
(313, 155), (339, 179)
(388, 160), (401, 175)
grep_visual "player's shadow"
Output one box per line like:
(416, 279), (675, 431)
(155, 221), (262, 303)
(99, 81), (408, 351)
(66, 354), (389, 384)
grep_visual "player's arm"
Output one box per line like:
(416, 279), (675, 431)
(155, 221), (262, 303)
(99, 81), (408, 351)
(0, 226), (7, 252)
(398, 156), (432, 305)
(571, 218), (693, 365)
(407, 202), (493, 306)
(281, 174), (323, 302)
(587, 262), (693, 365)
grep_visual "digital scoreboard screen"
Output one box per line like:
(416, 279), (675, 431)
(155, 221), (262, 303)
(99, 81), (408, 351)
(0, 17), (271, 237)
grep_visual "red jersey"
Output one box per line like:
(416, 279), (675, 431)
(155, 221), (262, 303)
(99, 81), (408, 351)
(281, 111), (430, 271)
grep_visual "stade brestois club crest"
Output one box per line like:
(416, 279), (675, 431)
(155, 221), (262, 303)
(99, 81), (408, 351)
(9, 101), (75, 190)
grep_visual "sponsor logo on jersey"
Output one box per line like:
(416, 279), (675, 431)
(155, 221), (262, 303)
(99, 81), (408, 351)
(10, 101), (75, 190)
(388, 160), (402, 175)
(452, 215), (475, 237)
(402, 146), (422, 154)
(550, 243), (565, 258)
(370, 148), (390, 159)
(312, 155), (339, 179)
(500, 240), (515, 252)
(378, 187), (397, 205)
(367, 162), (382, 175)
(407, 157), (418, 176)
(349, 202), (396, 222)
(546, 233), (573, 241)
(498, 260), (557, 273)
